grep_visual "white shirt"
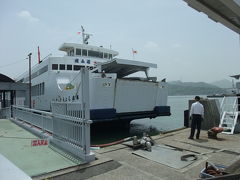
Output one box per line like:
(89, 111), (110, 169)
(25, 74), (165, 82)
(190, 101), (204, 118)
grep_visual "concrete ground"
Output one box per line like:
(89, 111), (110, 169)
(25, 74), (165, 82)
(78, 128), (239, 180)
(0, 119), (81, 177)
(1, 118), (240, 180)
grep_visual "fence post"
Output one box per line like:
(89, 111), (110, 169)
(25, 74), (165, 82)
(10, 105), (12, 118)
(81, 68), (91, 155)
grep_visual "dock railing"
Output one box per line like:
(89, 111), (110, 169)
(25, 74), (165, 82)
(7, 68), (94, 162)
(51, 102), (86, 118)
(10, 105), (94, 162)
(51, 112), (93, 161)
(11, 105), (53, 133)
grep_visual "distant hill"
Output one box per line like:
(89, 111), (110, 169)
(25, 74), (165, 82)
(211, 79), (232, 89)
(167, 81), (227, 96)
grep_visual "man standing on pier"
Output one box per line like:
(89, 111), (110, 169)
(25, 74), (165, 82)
(189, 96), (204, 140)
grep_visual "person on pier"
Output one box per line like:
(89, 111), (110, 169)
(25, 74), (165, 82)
(189, 96), (204, 140)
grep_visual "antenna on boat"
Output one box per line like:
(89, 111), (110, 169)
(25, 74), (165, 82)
(81, 26), (92, 45)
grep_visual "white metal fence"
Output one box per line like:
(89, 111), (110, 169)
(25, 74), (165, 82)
(51, 102), (87, 118)
(52, 113), (93, 161)
(10, 105), (94, 162)
(11, 106), (53, 133)
(0, 68), (94, 162)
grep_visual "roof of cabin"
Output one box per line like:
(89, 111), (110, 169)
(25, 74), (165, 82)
(231, 74), (240, 79)
(59, 43), (119, 56)
(0, 74), (15, 82)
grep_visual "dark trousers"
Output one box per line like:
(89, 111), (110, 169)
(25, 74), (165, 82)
(190, 114), (202, 138)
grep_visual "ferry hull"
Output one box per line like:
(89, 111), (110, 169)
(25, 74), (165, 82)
(89, 77), (170, 122)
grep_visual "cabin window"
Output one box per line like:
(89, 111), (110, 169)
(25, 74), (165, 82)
(82, 49), (87, 56)
(69, 49), (74, 56)
(109, 54), (112, 59)
(32, 82), (44, 96)
(60, 64), (65, 70)
(88, 50), (100, 58)
(104, 53), (108, 59)
(67, 64), (72, 70)
(74, 65), (81, 71)
(76, 49), (81, 56)
(42, 82), (45, 95)
(39, 83), (42, 95)
(52, 64), (58, 70)
(99, 52), (103, 58)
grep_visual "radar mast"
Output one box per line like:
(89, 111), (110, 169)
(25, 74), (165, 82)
(81, 26), (92, 45)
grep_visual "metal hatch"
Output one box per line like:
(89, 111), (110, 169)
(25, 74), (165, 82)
(97, 58), (157, 78)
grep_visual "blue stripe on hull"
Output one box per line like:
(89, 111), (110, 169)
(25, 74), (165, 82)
(90, 106), (171, 122)
(154, 106), (171, 116)
(90, 109), (116, 120)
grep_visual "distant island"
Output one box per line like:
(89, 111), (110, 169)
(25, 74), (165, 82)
(167, 80), (228, 96)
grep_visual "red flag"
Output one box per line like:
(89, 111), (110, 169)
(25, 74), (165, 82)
(38, 46), (41, 64)
(77, 32), (81, 35)
(132, 49), (137, 54)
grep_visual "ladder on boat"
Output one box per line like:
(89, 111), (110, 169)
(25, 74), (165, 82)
(219, 111), (238, 134)
(219, 96), (239, 134)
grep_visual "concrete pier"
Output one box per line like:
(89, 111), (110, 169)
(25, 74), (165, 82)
(83, 128), (240, 180)
(1, 119), (240, 179)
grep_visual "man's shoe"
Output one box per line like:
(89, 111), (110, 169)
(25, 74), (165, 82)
(196, 136), (199, 139)
(188, 137), (194, 140)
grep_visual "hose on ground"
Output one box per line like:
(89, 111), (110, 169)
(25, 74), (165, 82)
(91, 137), (132, 148)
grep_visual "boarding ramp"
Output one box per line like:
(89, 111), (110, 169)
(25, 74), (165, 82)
(219, 96), (240, 134)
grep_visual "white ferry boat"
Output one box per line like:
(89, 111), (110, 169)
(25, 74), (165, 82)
(16, 27), (170, 123)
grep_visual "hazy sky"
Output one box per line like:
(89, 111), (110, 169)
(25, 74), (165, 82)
(0, 0), (239, 83)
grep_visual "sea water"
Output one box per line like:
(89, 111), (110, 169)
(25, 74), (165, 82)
(91, 95), (197, 144)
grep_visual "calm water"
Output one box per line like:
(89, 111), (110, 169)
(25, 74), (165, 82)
(91, 95), (197, 144)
